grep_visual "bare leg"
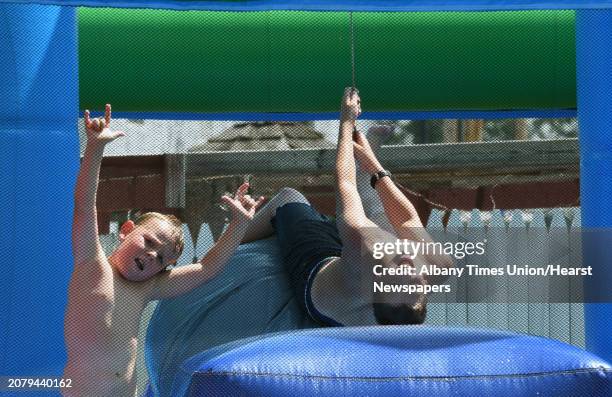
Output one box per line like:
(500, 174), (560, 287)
(241, 187), (309, 243)
(356, 125), (395, 233)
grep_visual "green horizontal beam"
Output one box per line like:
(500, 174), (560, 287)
(79, 9), (576, 114)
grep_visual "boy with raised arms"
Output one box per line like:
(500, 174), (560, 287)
(62, 105), (264, 397)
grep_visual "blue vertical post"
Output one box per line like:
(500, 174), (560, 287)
(576, 10), (612, 362)
(0, 3), (78, 393)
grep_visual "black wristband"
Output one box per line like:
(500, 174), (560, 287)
(370, 170), (392, 188)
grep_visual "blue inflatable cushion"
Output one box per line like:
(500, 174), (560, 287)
(171, 326), (612, 397)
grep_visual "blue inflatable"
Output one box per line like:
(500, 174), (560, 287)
(162, 326), (612, 396)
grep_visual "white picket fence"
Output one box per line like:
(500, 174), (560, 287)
(424, 207), (584, 348)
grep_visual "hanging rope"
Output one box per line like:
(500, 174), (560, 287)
(349, 12), (359, 137)
(341, 12), (580, 215)
(350, 12), (357, 92)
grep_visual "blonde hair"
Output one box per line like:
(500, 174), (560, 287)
(134, 212), (185, 258)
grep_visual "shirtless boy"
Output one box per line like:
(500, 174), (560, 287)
(241, 89), (453, 326)
(63, 105), (263, 396)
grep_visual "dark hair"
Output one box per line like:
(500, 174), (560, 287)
(373, 300), (427, 325)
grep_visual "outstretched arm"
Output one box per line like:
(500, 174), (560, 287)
(72, 105), (125, 266)
(336, 88), (368, 229)
(149, 183), (264, 300)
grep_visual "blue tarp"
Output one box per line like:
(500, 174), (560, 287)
(1, 0), (612, 11)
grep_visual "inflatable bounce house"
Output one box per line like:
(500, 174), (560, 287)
(1, 1), (612, 396)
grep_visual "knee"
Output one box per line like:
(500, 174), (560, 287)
(274, 187), (308, 207)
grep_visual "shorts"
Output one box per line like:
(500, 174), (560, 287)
(271, 202), (343, 326)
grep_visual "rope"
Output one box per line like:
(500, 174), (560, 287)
(350, 12), (356, 91)
(349, 12), (359, 136)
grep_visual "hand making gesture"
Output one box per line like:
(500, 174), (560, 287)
(221, 183), (266, 226)
(84, 104), (125, 146)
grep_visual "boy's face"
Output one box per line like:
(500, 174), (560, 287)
(111, 218), (180, 281)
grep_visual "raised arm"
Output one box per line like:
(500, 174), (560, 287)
(352, 130), (423, 232)
(353, 131), (453, 269)
(335, 88), (368, 229)
(149, 183), (264, 300)
(72, 105), (124, 266)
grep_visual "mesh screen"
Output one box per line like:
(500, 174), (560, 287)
(86, 115), (581, 394)
(5, 3), (604, 395)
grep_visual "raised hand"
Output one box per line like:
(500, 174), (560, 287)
(221, 183), (266, 225)
(84, 104), (125, 146)
(340, 87), (362, 122)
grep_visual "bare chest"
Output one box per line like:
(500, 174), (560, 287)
(64, 265), (148, 378)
